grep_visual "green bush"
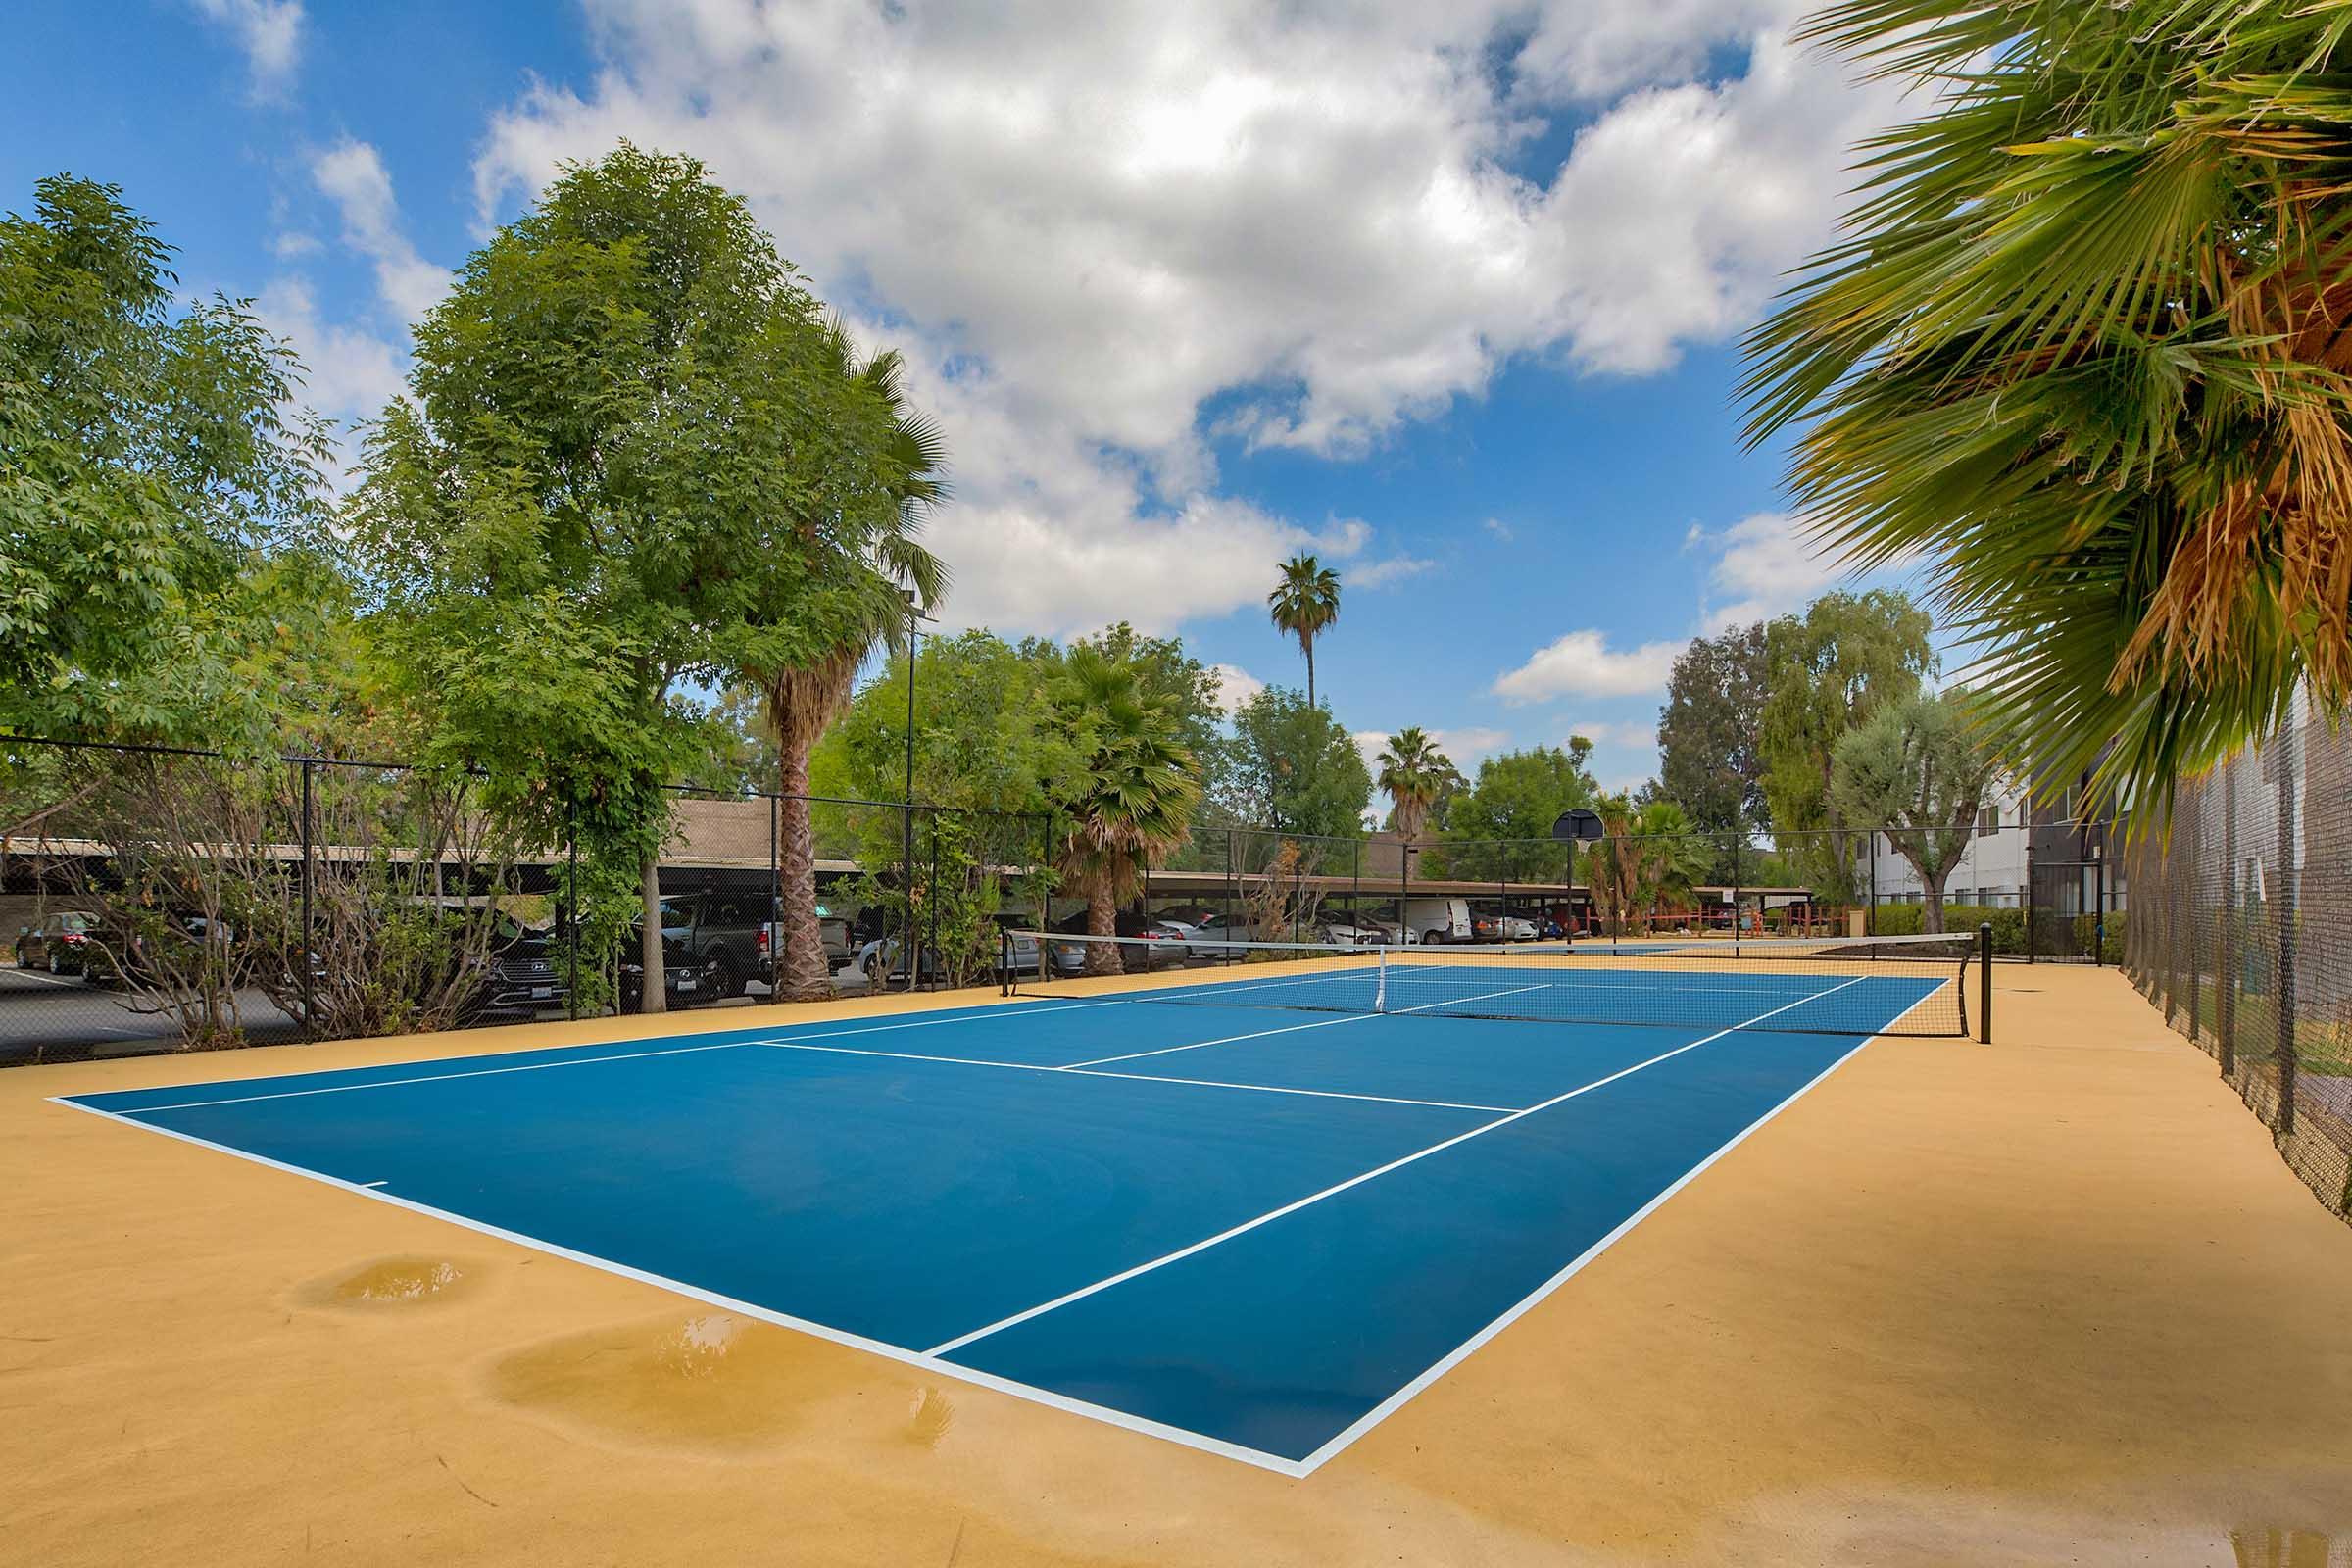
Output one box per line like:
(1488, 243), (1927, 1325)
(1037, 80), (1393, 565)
(1867, 902), (2122, 960)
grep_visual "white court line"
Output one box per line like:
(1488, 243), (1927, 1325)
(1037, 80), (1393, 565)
(747, 1036), (1512, 1114)
(1058, 983), (1551, 1069)
(1291, 1029), (1879, 1474)
(103, 1037), (765, 1114)
(921, 975), (1868, 1359)
(359, 1179), (388, 1188)
(42, 1096), (1318, 1478)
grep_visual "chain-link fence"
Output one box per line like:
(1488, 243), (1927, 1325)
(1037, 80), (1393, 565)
(9, 730), (2116, 1070)
(1, 737), (1048, 1066)
(2123, 686), (2352, 1224)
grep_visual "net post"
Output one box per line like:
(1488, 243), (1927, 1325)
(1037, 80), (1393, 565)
(1374, 945), (1389, 1013)
(1978, 921), (1993, 1044)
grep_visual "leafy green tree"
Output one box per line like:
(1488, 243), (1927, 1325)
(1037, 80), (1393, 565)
(1227, 685), (1373, 843)
(1830, 690), (2000, 934)
(1758, 591), (1935, 901)
(0, 173), (330, 747)
(811, 630), (1075, 982)
(1375, 727), (1454, 846)
(1430, 741), (1598, 880)
(1659, 623), (1770, 835)
(678, 685), (784, 798)
(1744, 0), (2352, 809)
(1051, 648), (1201, 974)
(1266, 553), (1342, 710)
(355, 145), (915, 1011)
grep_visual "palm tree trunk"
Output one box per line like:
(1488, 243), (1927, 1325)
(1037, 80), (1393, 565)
(639, 855), (666, 1013)
(1305, 641), (1316, 710)
(1085, 878), (1121, 975)
(774, 742), (833, 1002)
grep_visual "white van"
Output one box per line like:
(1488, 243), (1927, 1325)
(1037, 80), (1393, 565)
(1397, 897), (1472, 946)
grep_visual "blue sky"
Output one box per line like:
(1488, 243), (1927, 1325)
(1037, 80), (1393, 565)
(6, 1), (1924, 793)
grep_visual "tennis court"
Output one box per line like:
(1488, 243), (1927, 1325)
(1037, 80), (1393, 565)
(52, 936), (1973, 1476)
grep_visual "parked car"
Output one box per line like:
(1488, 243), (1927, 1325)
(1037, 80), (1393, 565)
(851, 934), (944, 986)
(1471, 912), (1541, 943)
(625, 890), (769, 1000)
(463, 915), (568, 1019)
(1396, 897), (1472, 945)
(1319, 920), (1392, 947)
(1051, 909), (1185, 969)
(617, 900), (729, 1009)
(759, 904), (856, 980)
(14, 911), (105, 976)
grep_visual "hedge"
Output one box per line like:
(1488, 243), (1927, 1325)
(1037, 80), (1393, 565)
(1867, 903), (2125, 963)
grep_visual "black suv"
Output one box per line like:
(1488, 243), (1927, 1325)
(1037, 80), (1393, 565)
(619, 890), (767, 1006)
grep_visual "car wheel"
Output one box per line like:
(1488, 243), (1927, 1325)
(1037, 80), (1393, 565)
(1422, 930), (1446, 947)
(714, 953), (745, 999)
(47, 949), (64, 975)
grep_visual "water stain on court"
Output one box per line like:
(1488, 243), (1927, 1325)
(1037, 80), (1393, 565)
(300, 1255), (482, 1310)
(483, 1311), (891, 1455)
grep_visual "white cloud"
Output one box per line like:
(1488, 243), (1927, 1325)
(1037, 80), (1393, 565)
(251, 278), (409, 490)
(1430, 726), (1509, 765)
(1208, 663), (1265, 715)
(463, 0), (1906, 637)
(1482, 517), (1515, 543)
(1348, 555), (1437, 590)
(1563, 718), (1658, 750)
(1694, 509), (1920, 630)
(1352, 730), (1393, 776)
(1493, 629), (1684, 704)
(312, 140), (449, 321)
(254, 279), (407, 424)
(189, 0), (303, 91)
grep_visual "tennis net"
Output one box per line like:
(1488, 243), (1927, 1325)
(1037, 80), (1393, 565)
(1003, 929), (1987, 1039)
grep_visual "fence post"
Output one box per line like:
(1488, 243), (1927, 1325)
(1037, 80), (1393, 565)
(2277, 719), (2298, 1138)
(566, 800), (579, 1022)
(2092, 853), (2106, 968)
(299, 758), (315, 1036)
(768, 790), (781, 996)
(1729, 828), (1742, 955)
(2219, 778), (2234, 1077)
(1867, 831), (1877, 937)
(925, 814), (939, 992)
(2024, 844), (2037, 964)
(1978, 922), (1993, 1044)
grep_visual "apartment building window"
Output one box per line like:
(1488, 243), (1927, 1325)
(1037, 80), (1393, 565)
(1977, 805), (1999, 837)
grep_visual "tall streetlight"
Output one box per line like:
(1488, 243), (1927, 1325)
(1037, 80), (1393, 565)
(901, 589), (933, 994)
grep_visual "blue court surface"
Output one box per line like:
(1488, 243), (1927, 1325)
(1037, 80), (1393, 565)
(56, 964), (1944, 1476)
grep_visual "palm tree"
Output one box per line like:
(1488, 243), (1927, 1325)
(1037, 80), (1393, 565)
(1266, 554), (1342, 710)
(1743, 0), (2352, 814)
(1375, 727), (1454, 846)
(760, 327), (948, 1002)
(1052, 648), (1202, 975)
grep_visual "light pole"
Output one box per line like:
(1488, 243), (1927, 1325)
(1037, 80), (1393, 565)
(901, 590), (932, 994)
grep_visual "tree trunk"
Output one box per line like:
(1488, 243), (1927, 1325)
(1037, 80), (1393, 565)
(639, 855), (667, 1012)
(1897, 843), (1953, 935)
(1085, 879), (1121, 975)
(1305, 641), (1316, 710)
(774, 743), (833, 1003)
